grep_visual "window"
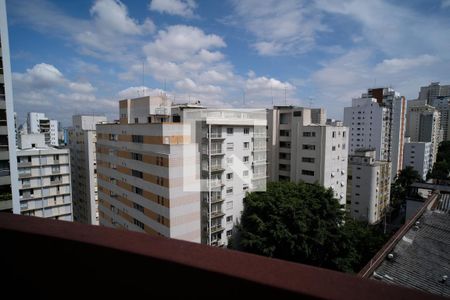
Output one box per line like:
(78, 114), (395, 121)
(243, 142), (249, 149)
(280, 130), (290, 137)
(227, 230), (233, 237)
(243, 184), (249, 191)
(302, 144), (315, 150)
(226, 173), (233, 180)
(293, 111), (302, 117)
(303, 132), (316, 137)
(243, 170), (249, 177)
(280, 141), (291, 148)
(132, 186), (143, 195)
(343, 131), (346, 138)
(133, 202), (144, 213)
(53, 154), (59, 161)
(156, 157), (164, 166)
(243, 156), (249, 163)
(134, 118), (138, 124)
(132, 169), (143, 178)
(131, 152), (143, 161)
(301, 170), (315, 176)
(157, 176), (164, 186)
(226, 201), (233, 210)
(227, 128), (233, 135)
(133, 218), (144, 230)
(227, 143), (234, 151)
(332, 131), (336, 138)
(332, 146), (336, 151)
(226, 216), (233, 223)
(226, 187), (233, 194)
(244, 128), (250, 135)
(302, 157), (315, 163)
(132, 135), (144, 143)
(157, 195), (166, 206)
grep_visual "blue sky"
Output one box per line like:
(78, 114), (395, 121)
(6, 0), (450, 126)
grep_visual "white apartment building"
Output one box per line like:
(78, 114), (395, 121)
(68, 115), (107, 225)
(27, 112), (59, 146)
(344, 87), (406, 180)
(0, 0), (19, 213)
(17, 134), (72, 220)
(403, 140), (432, 181)
(347, 150), (391, 224)
(430, 96), (450, 141)
(268, 106), (348, 206)
(97, 96), (201, 243)
(181, 108), (267, 246)
(406, 102), (442, 166)
(344, 98), (391, 162)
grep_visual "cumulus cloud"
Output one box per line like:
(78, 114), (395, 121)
(374, 55), (439, 73)
(117, 86), (168, 99)
(13, 63), (113, 124)
(230, 0), (326, 55)
(149, 0), (197, 18)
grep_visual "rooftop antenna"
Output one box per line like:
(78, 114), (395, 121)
(243, 90), (246, 106)
(308, 97), (313, 108)
(164, 79), (167, 94)
(284, 87), (287, 105)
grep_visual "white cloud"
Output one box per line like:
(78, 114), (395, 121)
(13, 63), (115, 124)
(442, 0), (450, 8)
(230, 0), (326, 55)
(374, 55), (439, 74)
(246, 76), (295, 92)
(117, 86), (168, 99)
(175, 78), (222, 94)
(149, 0), (197, 18)
(10, 0), (155, 62)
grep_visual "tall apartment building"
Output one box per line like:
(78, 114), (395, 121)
(0, 0), (19, 213)
(430, 96), (450, 141)
(68, 115), (107, 225)
(27, 112), (59, 146)
(268, 106), (348, 206)
(347, 150), (390, 224)
(406, 102), (442, 166)
(418, 82), (450, 103)
(181, 108), (268, 246)
(344, 87), (406, 180)
(403, 140), (432, 181)
(17, 134), (72, 220)
(97, 96), (201, 243)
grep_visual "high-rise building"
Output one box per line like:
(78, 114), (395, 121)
(0, 0), (19, 213)
(406, 102), (442, 166)
(17, 133), (72, 220)
(418, 82), (450, 103)
(344, 87), (406, 180)
(27, 112), (59, 146)
(268, 106), (348, 206)
(403, 140), (432, 181)
(181, 108), (268, 246)
(97, 96), (201, 243)
(347, 150), (391, 224)
(430, 96), (450, 141)
(68, 115), (107, 225)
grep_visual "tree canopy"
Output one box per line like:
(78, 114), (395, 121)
(390, 166), (422, 210)
(233, 181), (387, 273)
(428, 141), (450, 181)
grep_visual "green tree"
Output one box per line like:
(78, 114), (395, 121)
(428, 141), (450, 182)
(233, 181), (387, 273)
(390, 166), (422, 210)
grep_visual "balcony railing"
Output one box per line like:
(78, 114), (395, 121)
(0, 213), (437, 299)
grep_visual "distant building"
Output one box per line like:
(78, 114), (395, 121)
(97, 96), (201, 243)
(0, 1), (19, 213)
(418, 82), (450, 103)
(406, 102), (442, 166)
(17, 133), (72, 220)
(347, 150), (391, 224)
(68, 115), (107, 225)
(268, 106), (348, 206)
(345, 87), (406, 181)
(403, 140), (432, 181)
(27, 112), (59, 146)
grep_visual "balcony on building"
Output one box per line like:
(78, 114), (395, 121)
(0, 212), (439, 299)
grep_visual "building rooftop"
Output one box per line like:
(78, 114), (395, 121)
(361, 192), (450, 297)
